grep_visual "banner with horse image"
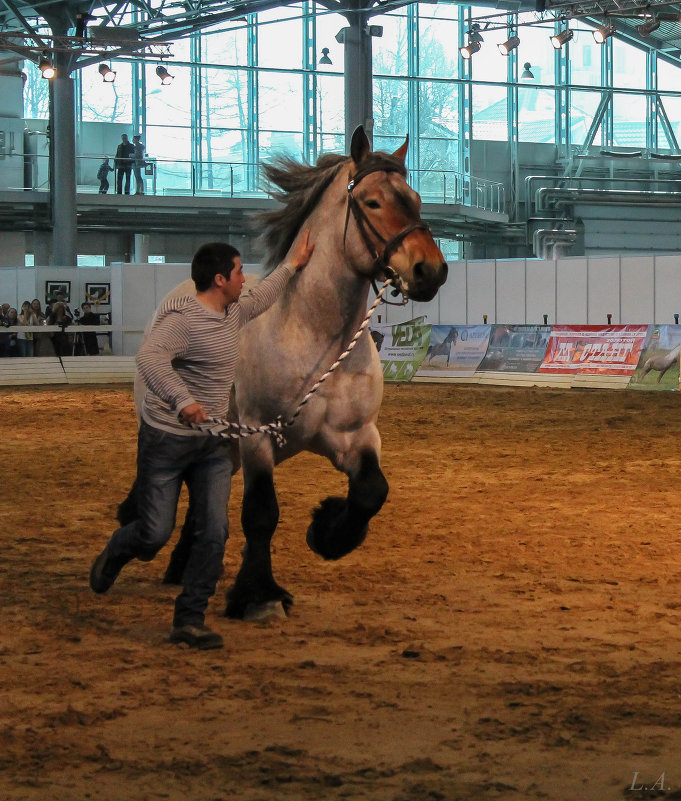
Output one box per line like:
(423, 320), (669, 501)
(369, 317), (431, 382)
(415, 325), (492, 378)
(537, 325), (650, 375)
(478, 325), (552, 373)
(628, 325), (681, 391)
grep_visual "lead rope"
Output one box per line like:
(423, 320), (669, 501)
(189, 277), (397, 447)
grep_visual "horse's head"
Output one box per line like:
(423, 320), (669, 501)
(445, 327), (458, 345)
(342, 127), (448, 302)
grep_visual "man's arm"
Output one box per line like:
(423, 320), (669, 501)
(136, 312), (197, 417)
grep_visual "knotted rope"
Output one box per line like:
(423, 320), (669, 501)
(189, 278), (397, 447)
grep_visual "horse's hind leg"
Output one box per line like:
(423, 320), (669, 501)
(225, 470), (291, 620)
(307, 448), (388, 561)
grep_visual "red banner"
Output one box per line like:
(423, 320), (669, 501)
(538, 325), (650, 375)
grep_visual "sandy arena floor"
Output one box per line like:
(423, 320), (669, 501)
(2, 382), (681, 801)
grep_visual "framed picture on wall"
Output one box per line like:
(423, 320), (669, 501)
(85, 283), (111, 305)
(45, 281), (71, 304)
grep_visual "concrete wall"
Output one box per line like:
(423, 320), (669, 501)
(0, 265), (112, 311)
(378, 253), (681, 327)
(4, 253), (681, 354)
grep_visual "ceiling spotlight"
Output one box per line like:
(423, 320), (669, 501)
(98, 63), (116, 82)
(38, 56), (55, 79)
(155, 64), (174, 85)
(550, 27), (574, 49)
(637, 16), (660, 36)
(319, 47), (332, 65)
(498, 35), (520, 55)
(520, 62), (535, 80)
(460, 40), (481, 59)
(593, 23), (616, 43)
(467, 24), (484, 44)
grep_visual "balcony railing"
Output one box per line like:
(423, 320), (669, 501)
(2, 153), (506, 215)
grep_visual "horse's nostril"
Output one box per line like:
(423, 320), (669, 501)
(413, 261), (447, 286)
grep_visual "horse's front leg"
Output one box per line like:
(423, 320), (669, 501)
(307, 434), (389, 561)
(225, 447), (291, 620)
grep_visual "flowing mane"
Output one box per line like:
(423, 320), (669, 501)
(259, 150), (408, 270)
(259, 154), (346, 270)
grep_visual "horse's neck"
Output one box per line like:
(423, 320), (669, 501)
(284, 214), (372, 342)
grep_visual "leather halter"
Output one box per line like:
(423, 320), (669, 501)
(343, 164), (431, 301)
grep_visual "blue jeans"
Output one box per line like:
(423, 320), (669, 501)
(107, 420), (233, 627)
(17, 338), (34, 357)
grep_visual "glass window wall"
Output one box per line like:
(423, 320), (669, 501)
(416, 4), (459, 80)
(38, 3), (679, 202)
(517, 21), (555, 143)
(80, 61), (133, 123)
(372, 10), (408, 76)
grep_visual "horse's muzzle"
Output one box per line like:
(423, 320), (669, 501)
(408, 261), (448, 302)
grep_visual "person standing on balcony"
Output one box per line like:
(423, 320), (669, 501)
(115, 134), (134, 195)
(97, 157), (114, 194)
(132, 135), (146, 195)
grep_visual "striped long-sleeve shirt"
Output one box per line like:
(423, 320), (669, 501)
(138, 261), (296, 435)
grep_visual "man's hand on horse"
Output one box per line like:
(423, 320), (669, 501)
(289, 229), (314, 272)
(179, 402), (209, 425)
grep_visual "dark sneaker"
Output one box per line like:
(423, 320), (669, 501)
(89, 543), (126, 594)
(169, 624), (223, 650)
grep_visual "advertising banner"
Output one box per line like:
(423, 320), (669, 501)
(478, 325), (552, 373)
(629, 325), (681, 391)
(415, 325), (492, 378)
(537, 325), (650, 375)
(370, 317), (430, 382)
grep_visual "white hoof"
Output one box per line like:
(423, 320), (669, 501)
(243, 601), (287, 622)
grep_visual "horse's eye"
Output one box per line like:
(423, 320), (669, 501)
(365, 200), (381, 209)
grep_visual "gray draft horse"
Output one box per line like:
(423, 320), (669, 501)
(119, 127), (448, 620)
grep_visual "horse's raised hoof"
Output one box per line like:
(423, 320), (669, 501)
(306, 496), (368, 561)
(243, 601), (288, 622)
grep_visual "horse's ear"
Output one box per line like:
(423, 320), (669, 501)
(350, 126), (371, 164)
(392, 134), (409, 164)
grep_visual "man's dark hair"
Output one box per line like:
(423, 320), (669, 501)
(191, 242), (240, 292)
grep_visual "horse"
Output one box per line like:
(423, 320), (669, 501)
(120, 126), (448, 621)
(639, 343), (681, 383)
(425, 327), (458, 365)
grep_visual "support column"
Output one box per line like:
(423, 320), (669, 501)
(303, 1), (317, 163)
(507, 18), (519, 222)
(134, 233), (149, 262)
(246, 14), (259, 190)
(407, 5), (419, 185)
(458, 6), (472, 209)
(338, 6), (373, 150)
(50, 53), (77, 266)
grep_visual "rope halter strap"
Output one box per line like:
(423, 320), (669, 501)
(188, 279), (396, 448)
